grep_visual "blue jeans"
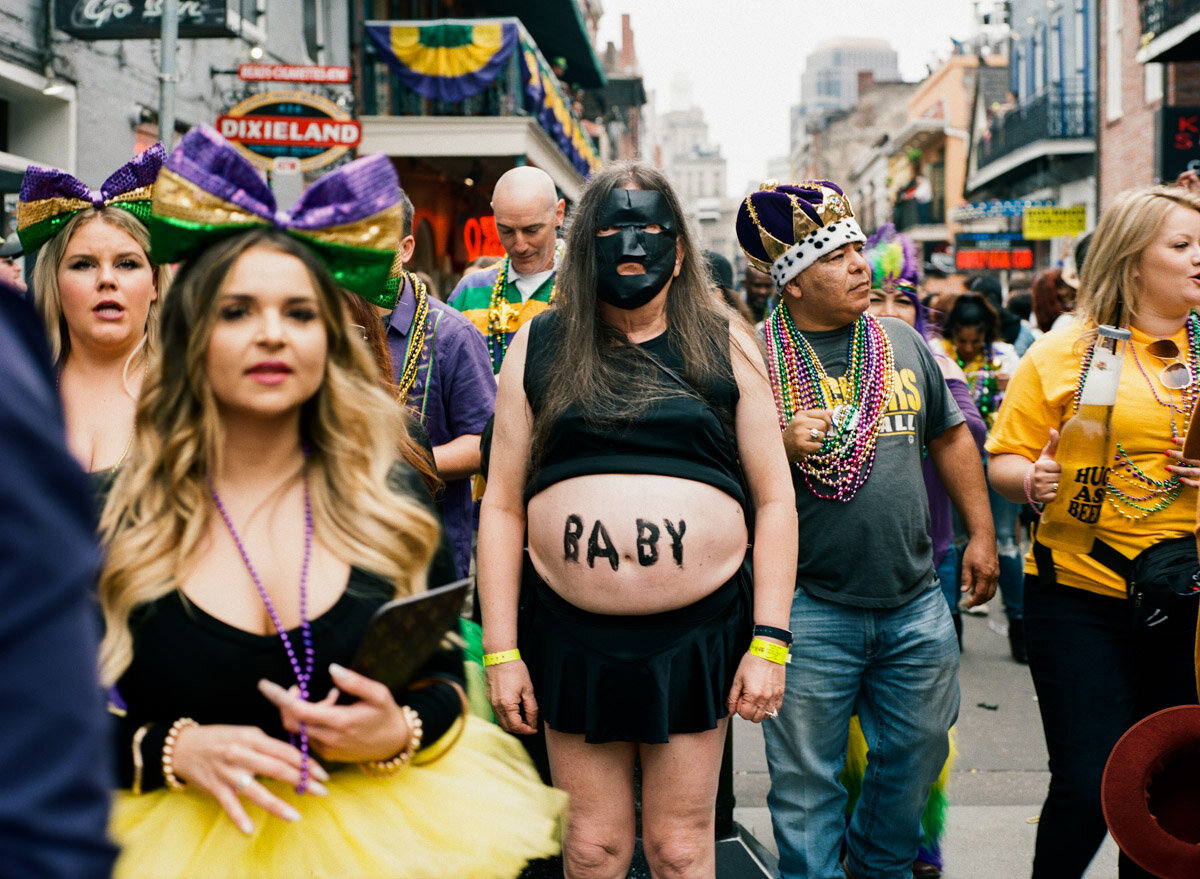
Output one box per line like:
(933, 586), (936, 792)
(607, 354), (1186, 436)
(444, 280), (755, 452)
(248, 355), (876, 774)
(764, 586), (960, 879)
(991, 486), (1023, 620)
(954, 484), (1023, 619)
(936, 545), (958, 616)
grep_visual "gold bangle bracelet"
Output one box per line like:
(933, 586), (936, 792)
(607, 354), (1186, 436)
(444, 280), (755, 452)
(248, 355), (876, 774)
(162, 717), (198, 791)
(130, 722), (154, 796)
(748, 637), (789, 665)
(360, 705), (423, 777)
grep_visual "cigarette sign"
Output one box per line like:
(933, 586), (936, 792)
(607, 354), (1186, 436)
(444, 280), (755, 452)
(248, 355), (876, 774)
(238, 64), (352, 83)
(217, 91), (360, 172)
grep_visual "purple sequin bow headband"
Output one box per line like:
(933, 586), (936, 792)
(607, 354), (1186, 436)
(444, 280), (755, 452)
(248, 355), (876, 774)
(17, 142), (166, 254)
(149, 126), (406, 308)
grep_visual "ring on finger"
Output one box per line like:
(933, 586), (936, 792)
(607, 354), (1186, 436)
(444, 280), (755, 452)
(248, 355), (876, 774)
(1051, 482), (1059, 492)
(809, 427), (823, 441)
(766, 709), (779, 719)
(234, 771), (254, 793)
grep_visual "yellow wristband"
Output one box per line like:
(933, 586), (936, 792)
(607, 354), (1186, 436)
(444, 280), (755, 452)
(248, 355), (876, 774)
(482, 649), (521, 667)
(749, 637), (789, 665)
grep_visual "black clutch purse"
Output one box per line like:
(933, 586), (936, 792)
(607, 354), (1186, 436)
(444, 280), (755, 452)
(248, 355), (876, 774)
(350, 578), (471, 693)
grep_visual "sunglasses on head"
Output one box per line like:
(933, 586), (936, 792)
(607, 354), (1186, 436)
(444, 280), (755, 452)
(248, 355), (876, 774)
(1146, 338), (1194, 390)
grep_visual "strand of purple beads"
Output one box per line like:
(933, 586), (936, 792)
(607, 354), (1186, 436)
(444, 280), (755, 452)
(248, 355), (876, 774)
(210, 474), (315, 794)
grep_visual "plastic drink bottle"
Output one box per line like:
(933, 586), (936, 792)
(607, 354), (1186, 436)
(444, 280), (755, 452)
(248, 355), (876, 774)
(1037, 325), (1130, 554)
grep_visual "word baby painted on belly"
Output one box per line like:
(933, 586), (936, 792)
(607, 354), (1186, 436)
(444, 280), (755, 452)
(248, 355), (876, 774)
(563, 515), (686, 571)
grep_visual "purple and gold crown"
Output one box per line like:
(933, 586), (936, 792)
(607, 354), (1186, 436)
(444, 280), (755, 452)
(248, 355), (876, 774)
(735, 181), (865, 289)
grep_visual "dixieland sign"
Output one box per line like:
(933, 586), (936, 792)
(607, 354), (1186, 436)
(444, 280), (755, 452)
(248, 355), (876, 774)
(217, 117), (361, 149)
(217, 91), (361, 172)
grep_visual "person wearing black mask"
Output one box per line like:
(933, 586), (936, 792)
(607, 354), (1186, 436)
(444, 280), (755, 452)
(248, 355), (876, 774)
(478, 162), (798, 879)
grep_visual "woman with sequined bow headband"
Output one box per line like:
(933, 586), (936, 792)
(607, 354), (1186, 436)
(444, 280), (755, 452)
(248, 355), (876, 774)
(97, 127), (563, 879)
(988, 185), (1200, 879)
(18, 144), (172, 485)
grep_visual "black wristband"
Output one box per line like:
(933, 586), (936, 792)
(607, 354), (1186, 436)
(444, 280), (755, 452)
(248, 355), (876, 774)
(753, 624), (793, 645)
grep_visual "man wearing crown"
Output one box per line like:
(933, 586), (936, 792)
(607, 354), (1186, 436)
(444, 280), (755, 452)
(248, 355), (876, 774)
(736, 181), (998, 879)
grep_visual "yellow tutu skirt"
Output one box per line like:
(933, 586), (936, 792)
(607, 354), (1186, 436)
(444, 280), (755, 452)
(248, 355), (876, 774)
(111, 716), (565, 879)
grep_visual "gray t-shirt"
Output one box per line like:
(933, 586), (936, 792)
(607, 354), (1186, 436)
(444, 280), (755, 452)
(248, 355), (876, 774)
(792, 317), (963, 608)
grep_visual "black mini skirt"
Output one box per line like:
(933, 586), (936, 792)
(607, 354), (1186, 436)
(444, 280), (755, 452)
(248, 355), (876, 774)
(519, 555), (752, 744)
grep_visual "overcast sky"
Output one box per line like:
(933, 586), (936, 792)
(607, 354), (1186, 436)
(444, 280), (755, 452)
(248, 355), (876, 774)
(595, 1), (978, 196)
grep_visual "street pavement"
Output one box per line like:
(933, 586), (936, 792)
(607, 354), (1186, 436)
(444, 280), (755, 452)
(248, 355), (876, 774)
(731, 604), (1121, 879)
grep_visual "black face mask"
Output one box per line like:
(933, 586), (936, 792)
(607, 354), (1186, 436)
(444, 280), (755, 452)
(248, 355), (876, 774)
(594, 189), (678, 310)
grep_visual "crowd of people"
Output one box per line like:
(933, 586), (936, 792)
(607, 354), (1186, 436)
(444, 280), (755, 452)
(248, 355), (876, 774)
(3, 125), (1200, 879)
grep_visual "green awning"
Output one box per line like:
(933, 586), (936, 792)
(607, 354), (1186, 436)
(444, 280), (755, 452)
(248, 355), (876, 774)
(481, 0), (606, 89)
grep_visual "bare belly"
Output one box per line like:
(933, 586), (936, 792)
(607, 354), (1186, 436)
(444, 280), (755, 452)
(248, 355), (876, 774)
(527, 473), (749, 615)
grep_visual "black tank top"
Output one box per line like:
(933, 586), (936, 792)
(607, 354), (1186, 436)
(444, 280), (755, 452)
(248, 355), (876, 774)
(522, 311), (744, 507)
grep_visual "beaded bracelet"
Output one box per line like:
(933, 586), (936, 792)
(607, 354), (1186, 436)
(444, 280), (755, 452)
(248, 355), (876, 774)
(162, 717), (198, 791)
(753, 624), (794, 646)
(748, 637), (789, 665)
(360, 705), (423, 777)
(482, 648), (521, 667)
(130, 722), (154, 796)
(1022, 464), (1043, 514)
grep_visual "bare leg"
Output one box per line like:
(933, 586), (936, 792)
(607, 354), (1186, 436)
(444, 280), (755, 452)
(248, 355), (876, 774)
(639, 720), (728, 879)
(545, 727), (638, 879)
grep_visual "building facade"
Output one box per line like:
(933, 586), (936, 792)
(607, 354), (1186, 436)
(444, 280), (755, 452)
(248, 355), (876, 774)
(962, 0), (1097, 273)
(0, 1), (349, 238)
(1099, 0), (1200, 207)
(790, 38), (901, 179)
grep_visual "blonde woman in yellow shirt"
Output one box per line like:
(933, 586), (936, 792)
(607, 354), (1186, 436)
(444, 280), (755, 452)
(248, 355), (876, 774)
(987, 185), (1200, 879)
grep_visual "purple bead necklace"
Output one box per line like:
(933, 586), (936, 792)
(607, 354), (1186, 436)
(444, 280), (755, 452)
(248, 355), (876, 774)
(210, 471), (314, 794)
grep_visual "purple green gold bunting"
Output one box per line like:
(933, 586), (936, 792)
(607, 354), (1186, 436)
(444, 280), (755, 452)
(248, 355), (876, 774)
(365, 21), (519, 104)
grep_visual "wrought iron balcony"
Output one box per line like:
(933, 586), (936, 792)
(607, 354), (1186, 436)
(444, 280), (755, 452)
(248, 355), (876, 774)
(977, 89), (1094, 170)
(892, 195), (946, 232)
(1138, 0), (1200, 62)
(1141, 0), (1200, 43)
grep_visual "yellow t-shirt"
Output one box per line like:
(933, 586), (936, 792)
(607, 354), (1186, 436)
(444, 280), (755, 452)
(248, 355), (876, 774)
(985, 322), (1198, 597)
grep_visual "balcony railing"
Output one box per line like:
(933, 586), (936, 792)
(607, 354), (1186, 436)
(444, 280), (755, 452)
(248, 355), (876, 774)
(1140, 0), (1200, 42)
(893, 195), (946, 231)
(977, 90), (1094, 169)
(360, 18), (600, 176)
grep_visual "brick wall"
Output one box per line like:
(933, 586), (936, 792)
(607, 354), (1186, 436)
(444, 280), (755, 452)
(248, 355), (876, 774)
(1099, 0), (1159, 208)
(1100, 1), (1200, 208)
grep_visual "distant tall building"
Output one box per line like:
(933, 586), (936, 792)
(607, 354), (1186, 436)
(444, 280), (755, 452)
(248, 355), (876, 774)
(799, 38), (901, 122)
(591, 13), (647, 161)
(791, 38), (902, 177)
(654, 93), (735, 270)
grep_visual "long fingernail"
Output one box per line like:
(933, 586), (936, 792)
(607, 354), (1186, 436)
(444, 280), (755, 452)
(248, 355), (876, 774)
(240, 819), (254, 835)
(258, 679), (286, 698)
(311, 763), (330, 783)
(283, 806), (302, 822)
(329, 662), (347, 678)
(308, 780), (330, 797)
